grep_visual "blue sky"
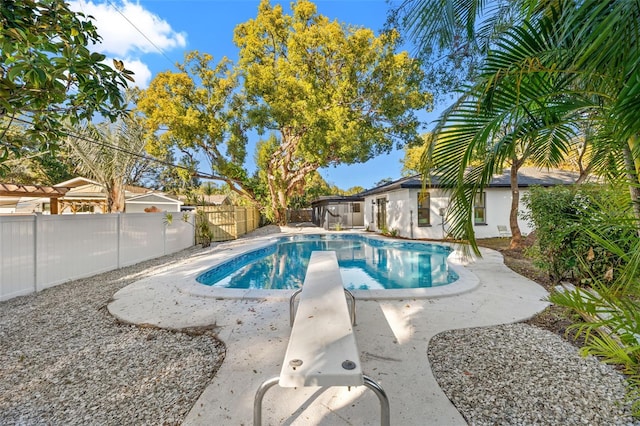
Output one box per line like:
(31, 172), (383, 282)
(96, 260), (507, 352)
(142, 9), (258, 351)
(70, 0), (445, 190)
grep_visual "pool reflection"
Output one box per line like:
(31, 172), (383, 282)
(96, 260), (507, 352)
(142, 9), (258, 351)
(205, 237), (457, 290)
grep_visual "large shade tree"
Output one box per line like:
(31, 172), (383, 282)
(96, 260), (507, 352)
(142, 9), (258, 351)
(137, 52), (254, 200)
(235, 0), (432, 223)
(396, 0), (640, 251)
(0, 0), (133, 173)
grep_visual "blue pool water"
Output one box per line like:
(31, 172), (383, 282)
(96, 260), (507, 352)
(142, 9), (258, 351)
(196, 234), (458, 290)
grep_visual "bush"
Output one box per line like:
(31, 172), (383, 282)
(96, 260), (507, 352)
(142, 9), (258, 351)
(522, 184), (635, 284)
(195, 211), (213, 248)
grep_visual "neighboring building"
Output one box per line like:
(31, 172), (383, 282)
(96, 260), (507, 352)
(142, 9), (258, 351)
(3, 177), (182, 214)
(125, 193), (184, 213)
(310, 195), (365, 229)
(360, 167), (582, 239)
(0, 183), (69, 214)
(178, 193), (233, 211)
(201, 194), (232, 206)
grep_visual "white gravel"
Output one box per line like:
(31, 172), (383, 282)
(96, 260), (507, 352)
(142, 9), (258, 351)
(1, 224), (637, 424)
(428, 324), (639, 425)
(0, 244), (225, 425)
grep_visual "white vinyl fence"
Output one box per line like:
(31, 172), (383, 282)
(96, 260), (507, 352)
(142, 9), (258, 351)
(0, 213), (195, 301)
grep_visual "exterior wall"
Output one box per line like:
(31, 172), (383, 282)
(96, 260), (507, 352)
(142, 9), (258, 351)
(364, 187), (536, 240)
(0, 213), (195, 302)
(473, 187), (535, 238)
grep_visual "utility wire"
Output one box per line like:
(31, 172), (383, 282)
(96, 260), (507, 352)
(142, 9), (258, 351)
(104, 0), (178, 69)
(9, 115), (216, 181)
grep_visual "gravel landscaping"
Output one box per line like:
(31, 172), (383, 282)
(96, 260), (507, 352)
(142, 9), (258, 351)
(0, 245), (225, 425)
(1, 225), (638, 424)
(429, 324), (638, 425)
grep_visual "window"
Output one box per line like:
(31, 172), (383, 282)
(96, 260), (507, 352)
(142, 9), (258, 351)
(417, 191), (430, 227)
(376, 198), (387, 229)
(351, 203), (361, 213)
(474, 192), (486, 224)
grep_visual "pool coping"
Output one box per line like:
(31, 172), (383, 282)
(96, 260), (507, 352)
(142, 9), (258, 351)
(176, 231), (480, 301)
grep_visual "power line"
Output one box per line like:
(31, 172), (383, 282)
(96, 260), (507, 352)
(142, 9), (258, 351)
(104, 0), (178, 69)
(8, 115), (216, 182)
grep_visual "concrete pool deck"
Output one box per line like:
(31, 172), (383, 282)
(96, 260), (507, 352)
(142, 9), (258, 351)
(108, 229), (549, 425)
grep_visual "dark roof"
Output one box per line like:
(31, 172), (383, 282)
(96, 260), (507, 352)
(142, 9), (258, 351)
(359, 167), (582, 197)
(310, 195), (364, 206)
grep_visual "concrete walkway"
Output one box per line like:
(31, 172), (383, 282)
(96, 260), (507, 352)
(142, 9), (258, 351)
(108, 234), (549, 425)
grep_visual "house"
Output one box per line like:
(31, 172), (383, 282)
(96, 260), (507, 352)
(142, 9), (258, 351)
(124, 192), (184, 213)
(0, 183), (69, 214)
(5, 177), (182, 214)
(201, 194), (232, 206)
(360, 167), (582, 239)
(178, 193), (233, 211)
(310, 195), (365, 229)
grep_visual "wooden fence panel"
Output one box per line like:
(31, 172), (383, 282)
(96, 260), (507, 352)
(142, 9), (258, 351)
(247, 208), (260, 232)
(235, 207), (247, 236)
(199, 206), (261, 242)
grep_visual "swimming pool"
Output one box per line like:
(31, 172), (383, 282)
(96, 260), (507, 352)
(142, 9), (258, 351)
(196, 234), (458, 290)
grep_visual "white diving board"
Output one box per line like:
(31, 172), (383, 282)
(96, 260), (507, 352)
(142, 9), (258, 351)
(253, 251), (390, 425)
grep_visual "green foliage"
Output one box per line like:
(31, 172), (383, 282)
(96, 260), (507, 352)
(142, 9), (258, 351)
(0, 0), (132, 173)
(64, 113), (149, 212)
(537, 183), (640, 414)
(523, 185), (636, 283)
(388, 0), (523, 97)
(340, 185), (365, 196)
(401, 141), (427, 177)
(234, 0), (432, 224)
(0, 117), (74, 184)
(137, 51), (254, 200)
(411, 0), (640, 252)
(286, 171), (331, 209)
(549, 268), (640, 415)
(374, 177), (394, 187)
(195, 210), (213, 248)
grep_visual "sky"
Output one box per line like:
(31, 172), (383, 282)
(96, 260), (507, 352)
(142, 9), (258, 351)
(69, 0), (445, 190)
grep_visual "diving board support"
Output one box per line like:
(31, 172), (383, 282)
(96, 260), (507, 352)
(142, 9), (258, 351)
(289, 287), (356, 327)
(254, 375), (390, 426)
(254, 250), (389, 425)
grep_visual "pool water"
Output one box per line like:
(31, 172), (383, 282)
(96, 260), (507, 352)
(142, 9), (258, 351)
(196, 235), (458, 290)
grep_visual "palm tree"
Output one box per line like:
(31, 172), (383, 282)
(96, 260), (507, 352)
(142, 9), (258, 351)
(65, 114), (148, 213)
(395, 0), (640, 251)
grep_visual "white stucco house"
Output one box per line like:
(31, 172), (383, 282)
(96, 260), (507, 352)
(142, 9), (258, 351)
(361, 167), (582, 239)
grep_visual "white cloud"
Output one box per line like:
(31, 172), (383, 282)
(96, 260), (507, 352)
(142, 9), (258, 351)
(121, 58), (153, 89)
(69, 1), (186, 88)
(70, 0), (187, 57)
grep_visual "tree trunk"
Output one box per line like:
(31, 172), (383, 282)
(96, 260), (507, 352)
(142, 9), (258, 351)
(106, 179), (125, 213)
(265, 129), (319, 225)
(270, 186), (288, 225)
(508, 165), (524, 249)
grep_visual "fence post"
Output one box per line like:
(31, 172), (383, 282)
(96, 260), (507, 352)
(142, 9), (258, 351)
(163, 214), (167, 255)
(33, 213), (38, 293)
(117, 213), (121, 269)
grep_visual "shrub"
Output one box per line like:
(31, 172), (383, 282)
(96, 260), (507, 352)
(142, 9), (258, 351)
(195, 210), (213, 248)
(522, 184), (634, 284)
